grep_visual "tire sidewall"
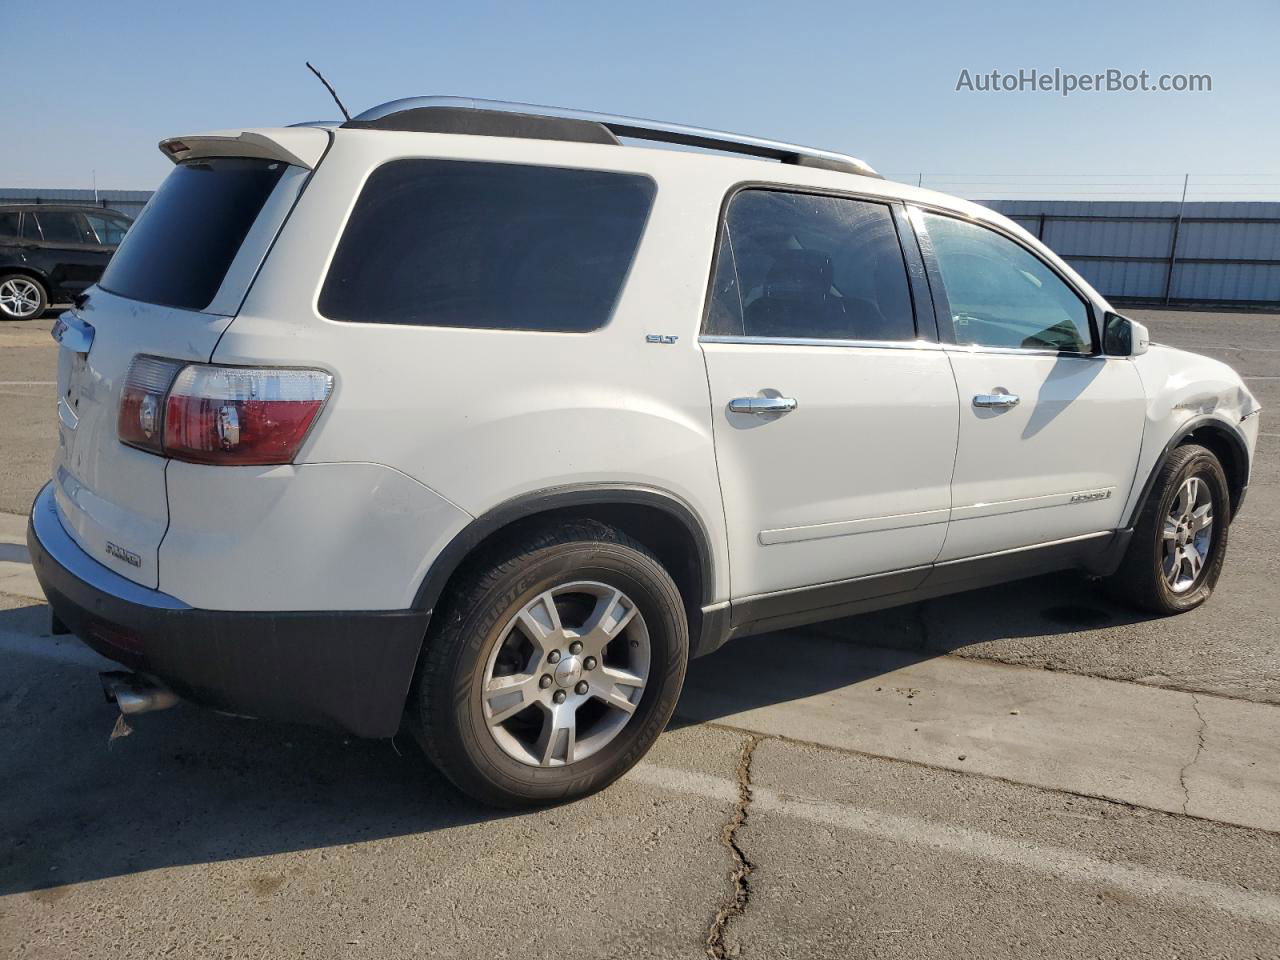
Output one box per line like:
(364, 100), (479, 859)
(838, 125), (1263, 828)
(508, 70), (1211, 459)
(430, 540), (687, 804)
(1149, 448), (1230, 612)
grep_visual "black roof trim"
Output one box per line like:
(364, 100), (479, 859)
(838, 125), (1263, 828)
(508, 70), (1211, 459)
(342, 107), (620, 146)
(340, 97), (881, 178)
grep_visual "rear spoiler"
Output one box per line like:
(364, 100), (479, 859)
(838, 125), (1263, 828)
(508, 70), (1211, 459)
(158, 127), (331, 170)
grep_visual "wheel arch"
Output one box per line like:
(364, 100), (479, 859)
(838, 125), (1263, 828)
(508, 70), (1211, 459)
(0, 264), (51, 288)
(412, 483), (718, 652)
(1127, 414), (1250, 527)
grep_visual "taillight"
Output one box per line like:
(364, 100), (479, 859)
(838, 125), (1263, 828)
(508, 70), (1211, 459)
(164, 366), (333, 465)
(119, 356), (185, 455)
(119, 356), (333, 466)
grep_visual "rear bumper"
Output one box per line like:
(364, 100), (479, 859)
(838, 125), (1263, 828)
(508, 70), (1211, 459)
(26, 484), (428, 737)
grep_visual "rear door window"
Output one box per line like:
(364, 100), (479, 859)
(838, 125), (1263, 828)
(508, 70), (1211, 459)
(33, 211), (87, 245)
(0, 212), (17, 239)
(99, 157), (287, 311)
(704, 189), (916, 342)
(319, 160), (656, 332)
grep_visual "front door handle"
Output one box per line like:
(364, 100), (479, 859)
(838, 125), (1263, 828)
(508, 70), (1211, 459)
(973, 392), (1020, 409)
(729, 396), (798, 416)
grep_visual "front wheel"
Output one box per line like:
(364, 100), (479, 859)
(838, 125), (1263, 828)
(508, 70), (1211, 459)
(1105, 443), (1229, 614)
(0, 274), (47, 320)
(413, 521), (688, 807)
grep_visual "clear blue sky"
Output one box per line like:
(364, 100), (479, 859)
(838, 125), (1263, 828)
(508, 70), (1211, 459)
(5, 0), (1278, 200)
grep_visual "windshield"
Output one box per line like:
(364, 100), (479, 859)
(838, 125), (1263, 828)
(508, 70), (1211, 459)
(99, 157), (287, 311)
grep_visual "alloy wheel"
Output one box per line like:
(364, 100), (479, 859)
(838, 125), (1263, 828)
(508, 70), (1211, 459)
(0, 277), (42, 319)
(1162, 475), (1214, 593)
(481, 580), (651, 767)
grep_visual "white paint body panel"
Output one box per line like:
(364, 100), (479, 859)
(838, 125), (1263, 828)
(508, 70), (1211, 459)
(701, 341), (958, 596)
(1124, 343), (1260, 518)
(160, 462), (471, 610)
(939, 350), (1146, 561)
(52, 290), (234, 589)
(209, 131), (734, 605)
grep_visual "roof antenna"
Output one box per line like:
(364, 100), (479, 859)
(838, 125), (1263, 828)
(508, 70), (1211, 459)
(305, 61), (351, 122)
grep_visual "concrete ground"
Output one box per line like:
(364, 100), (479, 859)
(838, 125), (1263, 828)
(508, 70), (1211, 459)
(1, 308), (1278, 958)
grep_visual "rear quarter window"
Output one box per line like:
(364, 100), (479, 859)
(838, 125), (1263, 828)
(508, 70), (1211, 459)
(99, 157), (287, 311)
(318, 160), (656, 332)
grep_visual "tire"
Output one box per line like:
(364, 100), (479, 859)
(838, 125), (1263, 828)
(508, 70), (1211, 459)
(413, 520), (689, 807)
(0, 274), (48, 320)
(1105, 444), (1230, 615)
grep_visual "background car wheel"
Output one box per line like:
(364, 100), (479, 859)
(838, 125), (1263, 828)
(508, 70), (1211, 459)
(413, 520), (689, 807)
(0, 274), (48, 320)
(1105, 443), (1229, 615)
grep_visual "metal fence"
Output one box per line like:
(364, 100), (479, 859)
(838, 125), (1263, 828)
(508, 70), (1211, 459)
(983, 200), (1280, 308)
(0, 188), (152, 222)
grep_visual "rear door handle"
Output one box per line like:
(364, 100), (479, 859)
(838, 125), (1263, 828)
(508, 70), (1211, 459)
(973, 392), (1020, 408)
(729, 396), (798, 416)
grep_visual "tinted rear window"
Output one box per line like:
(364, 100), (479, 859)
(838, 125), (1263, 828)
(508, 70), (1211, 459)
(319, 160), (655, 331)
(35, 211), (85, 244)
(0, 212), (16, 239)
(99, 157), (286, 311)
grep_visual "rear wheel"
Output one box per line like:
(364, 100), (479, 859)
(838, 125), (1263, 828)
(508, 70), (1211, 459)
(1105, 444), (1229, 614)
(413, 521), (688, 806)
(0, 274), (47, 320)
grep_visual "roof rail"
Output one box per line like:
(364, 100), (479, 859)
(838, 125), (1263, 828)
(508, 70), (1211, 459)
(343, 97), (881, 179)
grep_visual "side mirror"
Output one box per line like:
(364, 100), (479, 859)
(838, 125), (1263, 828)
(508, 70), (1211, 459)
(1103, 312), (1149, 357)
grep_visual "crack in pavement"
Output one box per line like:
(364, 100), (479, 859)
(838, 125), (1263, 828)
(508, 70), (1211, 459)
(1179, 694), (1208, 815)
(706, 734), (760, 959)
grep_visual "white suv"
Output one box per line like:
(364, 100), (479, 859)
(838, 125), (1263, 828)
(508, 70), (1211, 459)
(28, 97), (1261, 806)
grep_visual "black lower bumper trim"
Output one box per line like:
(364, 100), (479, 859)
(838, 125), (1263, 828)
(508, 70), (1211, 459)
(27, 504), (429, 738)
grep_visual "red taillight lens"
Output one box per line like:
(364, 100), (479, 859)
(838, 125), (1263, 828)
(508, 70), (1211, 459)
(118, 357), (333, 466)
(163, 366), (333, 465)
(119, 356), (185, 455)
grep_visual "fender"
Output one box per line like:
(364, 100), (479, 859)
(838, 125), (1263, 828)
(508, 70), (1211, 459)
(1125, 413), (1251, 529)
(411, 482), (716, 614)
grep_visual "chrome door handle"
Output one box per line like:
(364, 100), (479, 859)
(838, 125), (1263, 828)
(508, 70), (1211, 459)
(973, 392), (1020, 408)
(729, 396), (798, 415)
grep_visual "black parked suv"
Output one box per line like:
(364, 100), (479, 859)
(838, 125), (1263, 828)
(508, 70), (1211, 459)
(0, 205), (132, 320)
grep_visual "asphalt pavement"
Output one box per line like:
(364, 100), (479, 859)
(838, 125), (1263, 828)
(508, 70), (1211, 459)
(1, 308), (1277, 959)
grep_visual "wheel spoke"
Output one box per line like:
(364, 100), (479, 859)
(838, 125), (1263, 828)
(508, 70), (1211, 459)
(1162, 518), (1178, 541)
(593, 665), (645, 715)
(1182, 478), (1196, 514)
(484, 673), (539, 726)
(534, 702), (577, 765)
(577, 587), (639, 653)
(1189, 503), (1213, 533)
(1173, 483), (1192, 521)
(1186, 546), (1204, 578)
(517, 591), (564, 649)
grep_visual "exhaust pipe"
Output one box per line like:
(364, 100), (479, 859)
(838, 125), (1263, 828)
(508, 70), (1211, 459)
(100, 671), (179, 715)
